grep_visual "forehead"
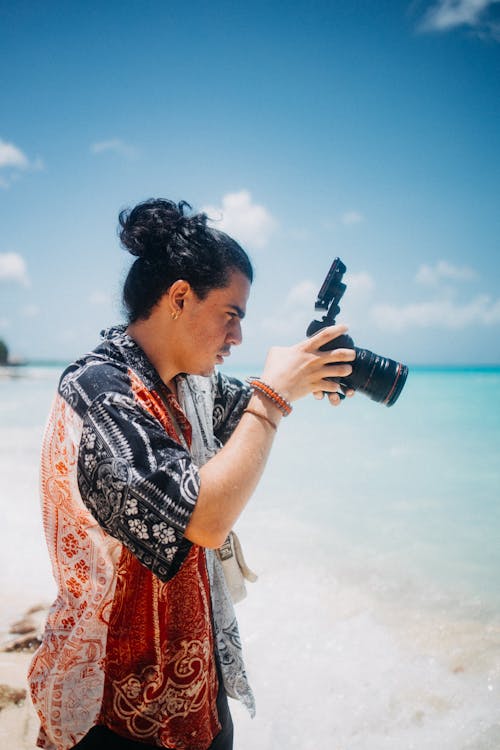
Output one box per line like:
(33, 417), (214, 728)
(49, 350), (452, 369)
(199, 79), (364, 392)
(207, 270), (251, 313)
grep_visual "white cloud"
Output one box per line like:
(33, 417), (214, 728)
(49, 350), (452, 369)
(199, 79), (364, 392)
(420, 0), (500, 36)
(263, 262), (500, 343)
(262, 279), (316, 337)
(202, 190), (277, 249)
(317, 258), (500, 333)
(285, 280), (317, 306)
(372, 294), (500, 331)
(370, 259), (499, 331)
(341, 210), (364, 226)
(0, 138), (42, 188)
(0, 253), (29, 286)
(416, 260), (477, 285)
(316, 271), (375, 331)
(0, 139), (29, 169)
(90, 138), (138, 159)
(345, 272), (375, 296)
(263, 272), (376, 338)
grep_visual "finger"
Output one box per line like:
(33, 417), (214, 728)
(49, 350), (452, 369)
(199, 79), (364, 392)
(312, 391), (324, 400)
(316, 379), (345, 394)
(304, 324), (349, 350)
(317, 363), (353, 381)
(321, 347), (356, 363)
(345, 389), (355, 397)
(327, 392), (342, 406)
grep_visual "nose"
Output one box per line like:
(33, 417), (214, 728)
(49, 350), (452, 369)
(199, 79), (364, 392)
(227, 319), (243, 346)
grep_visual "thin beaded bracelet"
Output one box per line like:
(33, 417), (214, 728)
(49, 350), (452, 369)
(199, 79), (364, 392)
(243, 408), (278, 431)
(246, 377), (293, 417)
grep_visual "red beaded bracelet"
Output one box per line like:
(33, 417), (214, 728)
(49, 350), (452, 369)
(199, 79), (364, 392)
(246, 377), (293, 416)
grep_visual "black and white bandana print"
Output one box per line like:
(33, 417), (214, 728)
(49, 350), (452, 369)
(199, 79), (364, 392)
(78, 390), (197, 580)
(59, 325), (251, 583)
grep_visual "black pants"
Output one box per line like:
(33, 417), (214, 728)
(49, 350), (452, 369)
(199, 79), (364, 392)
(71, 683), (233, 750)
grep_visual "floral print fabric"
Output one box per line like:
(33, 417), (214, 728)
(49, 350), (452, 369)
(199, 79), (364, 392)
(28, 326), (251, 750)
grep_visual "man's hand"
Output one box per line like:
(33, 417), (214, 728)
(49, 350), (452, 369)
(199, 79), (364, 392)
(312, 387), (355, 406)
(260, 324), (356, 406)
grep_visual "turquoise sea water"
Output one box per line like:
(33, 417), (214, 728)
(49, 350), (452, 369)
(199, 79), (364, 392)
(230, 365), (500, 748)
(1, 364), (499, 748)
(253, 365), (500, 611)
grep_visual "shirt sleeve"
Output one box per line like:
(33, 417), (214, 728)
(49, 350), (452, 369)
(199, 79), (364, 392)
(77, 390), (199, 582)
(212, 371), (252, 445)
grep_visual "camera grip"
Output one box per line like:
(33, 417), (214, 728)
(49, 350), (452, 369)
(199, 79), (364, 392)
(306, 320), (355, 393)
(306, 319), (355, 351)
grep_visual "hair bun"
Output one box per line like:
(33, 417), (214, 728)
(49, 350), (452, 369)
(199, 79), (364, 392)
(120, 196), (253, 323)
(118, 199), (205, 261)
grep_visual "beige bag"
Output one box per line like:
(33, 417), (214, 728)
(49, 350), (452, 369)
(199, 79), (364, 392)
(217, 531), (258, 604)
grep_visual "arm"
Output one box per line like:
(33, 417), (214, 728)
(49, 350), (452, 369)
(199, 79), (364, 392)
(184, 324), (354, 548)
(78, 391), (199, 581)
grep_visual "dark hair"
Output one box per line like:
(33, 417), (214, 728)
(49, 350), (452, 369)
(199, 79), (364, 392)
(119, 198), (254, 322)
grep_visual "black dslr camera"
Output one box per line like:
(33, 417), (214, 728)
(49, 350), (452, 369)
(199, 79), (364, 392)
(306, 258), (408, 406)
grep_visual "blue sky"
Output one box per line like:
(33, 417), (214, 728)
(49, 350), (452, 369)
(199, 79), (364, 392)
(1, 0), (499, 366)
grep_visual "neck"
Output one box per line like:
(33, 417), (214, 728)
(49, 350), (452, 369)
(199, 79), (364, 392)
(126, 316), (180, 392)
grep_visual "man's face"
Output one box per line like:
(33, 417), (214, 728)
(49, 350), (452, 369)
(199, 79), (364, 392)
(179, 270), (251, 376)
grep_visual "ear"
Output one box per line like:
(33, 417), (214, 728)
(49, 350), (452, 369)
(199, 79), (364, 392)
(168, 279), (192, 316)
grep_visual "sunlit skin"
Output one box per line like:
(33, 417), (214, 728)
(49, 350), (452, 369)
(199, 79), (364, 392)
(127, 269), (356, 548)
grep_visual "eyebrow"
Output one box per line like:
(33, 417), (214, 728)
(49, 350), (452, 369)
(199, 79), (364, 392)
(229, 305), (246, 319)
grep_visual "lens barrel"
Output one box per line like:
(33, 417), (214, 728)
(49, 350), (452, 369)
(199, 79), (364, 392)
(343, 348), (408, 407)
(311, 327), (408, 407)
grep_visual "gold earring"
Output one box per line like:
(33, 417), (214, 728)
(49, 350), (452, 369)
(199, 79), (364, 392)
(171, 310), (180, 321)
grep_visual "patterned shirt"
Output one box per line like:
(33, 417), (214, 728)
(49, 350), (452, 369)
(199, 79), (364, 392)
(28, 325), (250, 750)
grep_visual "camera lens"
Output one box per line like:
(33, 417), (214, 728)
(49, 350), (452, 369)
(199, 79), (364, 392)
(343, 348), (408, 407)
(312, 327), (409, 406)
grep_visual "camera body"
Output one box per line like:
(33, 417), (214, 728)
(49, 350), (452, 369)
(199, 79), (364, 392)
(307, 258), (408, 407)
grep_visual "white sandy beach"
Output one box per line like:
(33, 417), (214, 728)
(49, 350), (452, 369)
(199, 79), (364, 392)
(0, 648), (40, 749)
(2, 510), (500, 750)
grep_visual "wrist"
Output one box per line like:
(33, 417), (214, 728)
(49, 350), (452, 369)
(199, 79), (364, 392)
(246, 377), (292, 417)
(247, 390), (285, 423)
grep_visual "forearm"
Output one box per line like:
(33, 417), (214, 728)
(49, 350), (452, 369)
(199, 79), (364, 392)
(184, 323), (355, 548)
(184, 391), (282, 548)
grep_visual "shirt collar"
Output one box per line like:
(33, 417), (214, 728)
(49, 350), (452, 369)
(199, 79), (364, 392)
(99, 323), (163, 391)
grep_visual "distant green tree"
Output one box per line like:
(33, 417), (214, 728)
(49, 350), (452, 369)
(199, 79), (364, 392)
(0, 339), (8, 365)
